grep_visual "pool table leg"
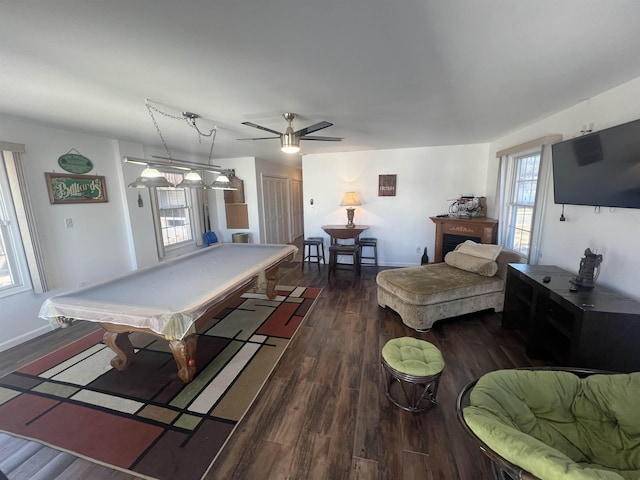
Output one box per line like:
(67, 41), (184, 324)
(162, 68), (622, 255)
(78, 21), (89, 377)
(103, 331), (135, 371)
(265, 265), (280, 299)
(169, 335), (198, 383)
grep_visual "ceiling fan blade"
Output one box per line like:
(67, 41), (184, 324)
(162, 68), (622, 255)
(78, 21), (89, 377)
(237, 136), (280, 140)
(300, 136), (343, 142)
(296, 121), (333, 136)
(241, 121), (282, 136)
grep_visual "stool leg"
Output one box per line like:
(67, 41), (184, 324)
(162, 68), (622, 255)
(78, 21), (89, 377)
(328, 249), (335, 280)
(314, 243), (321, 271)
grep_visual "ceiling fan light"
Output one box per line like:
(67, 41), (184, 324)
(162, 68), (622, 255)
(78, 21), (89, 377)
(280, 133), (300, 154)
(281, 146), (300, 154)
(240, 113), (339, 154)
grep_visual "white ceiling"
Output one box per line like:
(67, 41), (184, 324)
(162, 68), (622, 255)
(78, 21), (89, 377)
(2, 1), (640, 167)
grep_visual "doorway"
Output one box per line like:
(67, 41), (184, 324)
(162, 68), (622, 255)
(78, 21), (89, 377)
(262, 175), (291, 244)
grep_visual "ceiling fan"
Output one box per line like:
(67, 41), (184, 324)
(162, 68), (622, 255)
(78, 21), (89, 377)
(238, 113), (343, 154)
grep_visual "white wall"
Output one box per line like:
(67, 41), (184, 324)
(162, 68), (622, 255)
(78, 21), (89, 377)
(303, 145), (490, 266)
(0, 116), (241, 351)
(116, 140), (159, 269)
(212, 156), (260, 243)
(0, 116), (135, 350)
(485, 76), (640, 300)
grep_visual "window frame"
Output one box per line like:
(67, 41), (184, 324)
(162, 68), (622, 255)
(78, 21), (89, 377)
(0, 159), (31, 298)
(496, 135), (562, 265)
(503, 149), (542, 259)
(150, 172), (200, 259)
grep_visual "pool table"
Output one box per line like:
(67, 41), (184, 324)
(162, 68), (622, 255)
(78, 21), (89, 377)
(39, 243), (297, 382)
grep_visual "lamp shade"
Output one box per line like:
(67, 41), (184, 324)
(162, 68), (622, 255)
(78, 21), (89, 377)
(128, 175), (175, 188)
(140, 167), (163, 178)
(127, 166), (175, 188)
(177, 171), (207, 189)
(340, 191), (361, 207)
(208, 173), (238, 190)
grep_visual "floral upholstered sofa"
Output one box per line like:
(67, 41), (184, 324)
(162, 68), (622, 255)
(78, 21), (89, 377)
(376, 241), (521, 331)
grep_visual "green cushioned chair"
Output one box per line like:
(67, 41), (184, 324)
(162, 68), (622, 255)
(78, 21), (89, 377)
(456, 367), (640, 480)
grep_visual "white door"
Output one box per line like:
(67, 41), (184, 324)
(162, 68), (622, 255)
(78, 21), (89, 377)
(262, 175), (290, 244)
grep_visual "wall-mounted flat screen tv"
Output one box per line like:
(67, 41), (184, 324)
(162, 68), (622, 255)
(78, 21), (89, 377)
(552, 118), (640, 209)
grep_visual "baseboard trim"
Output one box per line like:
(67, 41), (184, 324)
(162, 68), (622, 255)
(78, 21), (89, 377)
(0, 325), (52, 353)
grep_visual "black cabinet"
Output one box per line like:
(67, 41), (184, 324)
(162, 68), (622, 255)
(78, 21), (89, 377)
(503, 264), (640, 372)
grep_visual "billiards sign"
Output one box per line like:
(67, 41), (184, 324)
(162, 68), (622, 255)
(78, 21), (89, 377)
(45, 172), (108, 204)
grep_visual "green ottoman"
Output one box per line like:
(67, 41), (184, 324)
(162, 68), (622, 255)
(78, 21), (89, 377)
(381, 337), (445, 412)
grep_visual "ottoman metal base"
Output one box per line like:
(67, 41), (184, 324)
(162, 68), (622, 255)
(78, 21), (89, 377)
(380, 337), (444, 413)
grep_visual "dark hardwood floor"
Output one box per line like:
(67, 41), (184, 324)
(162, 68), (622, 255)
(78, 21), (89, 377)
(0, 246), (544, 479)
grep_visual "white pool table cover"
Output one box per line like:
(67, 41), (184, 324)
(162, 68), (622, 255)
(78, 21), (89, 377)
(39, 243), (297, 339)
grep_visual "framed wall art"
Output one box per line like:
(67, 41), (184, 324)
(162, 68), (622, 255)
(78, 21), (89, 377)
(378, 174), (397, 196)
(45, 172), (108, 204)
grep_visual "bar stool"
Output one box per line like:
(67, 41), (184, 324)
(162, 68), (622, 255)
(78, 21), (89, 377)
(359, 237), (378, 268)
(328, 241), (361, 280)
(302, 237), (325, 271)
(380, 337), (445, 412)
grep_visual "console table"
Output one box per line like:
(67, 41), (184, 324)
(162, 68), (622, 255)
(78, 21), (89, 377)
(502, 264), (640, 373)
(321, 225), (369, 244)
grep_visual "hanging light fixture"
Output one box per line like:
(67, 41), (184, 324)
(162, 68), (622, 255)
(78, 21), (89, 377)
(176, 171), (207, 189)
(140, 167), (162, 178)
(136, 99), (219, 189)
(208, 171), (238, 190)
(128, 166), (175, 188)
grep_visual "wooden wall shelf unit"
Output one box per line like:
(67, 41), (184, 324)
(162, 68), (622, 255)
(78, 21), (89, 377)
(503, 263), (640, 373)
(429, 216), (498, 263)
(224, 175), (249, 229)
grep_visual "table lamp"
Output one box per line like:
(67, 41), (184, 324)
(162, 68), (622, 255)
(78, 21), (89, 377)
(340, 191), (361, 228)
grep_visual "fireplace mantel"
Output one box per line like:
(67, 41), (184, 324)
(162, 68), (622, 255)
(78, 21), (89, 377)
(430, 216), (498, 263)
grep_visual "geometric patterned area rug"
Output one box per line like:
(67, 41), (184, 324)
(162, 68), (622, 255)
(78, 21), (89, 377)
(0, 285), (321, 480)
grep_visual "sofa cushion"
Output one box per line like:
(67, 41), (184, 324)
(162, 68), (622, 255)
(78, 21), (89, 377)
(376, 262), (504, 306)
(456, 240), (503, 260)
(463, 370), (640, 480)
(445, 251), (498, 276)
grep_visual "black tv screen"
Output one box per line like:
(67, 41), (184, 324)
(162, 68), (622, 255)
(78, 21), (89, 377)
(552, 118), (640, 209)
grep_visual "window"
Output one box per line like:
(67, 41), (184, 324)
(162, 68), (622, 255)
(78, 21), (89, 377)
(155, 172), (194, 249)
(497, 135), (562, 265)
(0, 159), (30, 297)
(504, 151), (541, 258)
